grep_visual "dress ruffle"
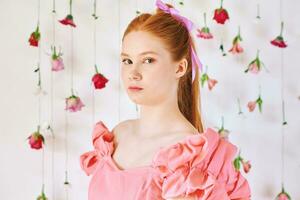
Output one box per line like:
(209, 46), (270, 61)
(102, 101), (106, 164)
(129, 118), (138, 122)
(80, 121), (114, 176)
(151, 128), (251, 200)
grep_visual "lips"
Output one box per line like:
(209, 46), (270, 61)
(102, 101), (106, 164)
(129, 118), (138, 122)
(128, 86), (143, 90)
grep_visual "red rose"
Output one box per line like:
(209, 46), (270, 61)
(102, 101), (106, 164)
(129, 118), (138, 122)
(28, 27), (40, 47)
(59, 14), (76, 27)
(271, 36), (287, 48)
(28, 132), (44, 150)
(213, 8), (229, 24)
(92, 73), (109, 89)
(271, 22), (287, 48)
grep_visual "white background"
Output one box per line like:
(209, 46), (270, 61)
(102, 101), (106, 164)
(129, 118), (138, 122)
(0, 0), (299, 199)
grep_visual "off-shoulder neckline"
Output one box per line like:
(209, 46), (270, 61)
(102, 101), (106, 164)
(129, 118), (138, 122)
(108, 129), (210, 172)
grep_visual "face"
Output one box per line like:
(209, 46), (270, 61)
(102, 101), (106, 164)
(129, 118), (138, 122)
(121, 31), (187, 106)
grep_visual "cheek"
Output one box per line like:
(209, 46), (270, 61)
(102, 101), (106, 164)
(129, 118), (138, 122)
(121, 67), (128, 85)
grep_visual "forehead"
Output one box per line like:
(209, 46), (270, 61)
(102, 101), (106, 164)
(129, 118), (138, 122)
(121, 31), (168, 57)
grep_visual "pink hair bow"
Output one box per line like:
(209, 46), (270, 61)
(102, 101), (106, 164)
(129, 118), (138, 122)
(155, 0), (203, 83)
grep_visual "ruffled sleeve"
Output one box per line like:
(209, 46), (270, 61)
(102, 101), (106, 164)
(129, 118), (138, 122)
(152, 128), (251, 200)
(79, 120), (114, 176)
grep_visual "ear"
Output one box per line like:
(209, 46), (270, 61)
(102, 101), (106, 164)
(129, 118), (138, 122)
(175, 58), (188, 79)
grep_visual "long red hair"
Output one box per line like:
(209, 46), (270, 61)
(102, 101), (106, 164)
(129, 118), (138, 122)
(122, 3), (205, 133)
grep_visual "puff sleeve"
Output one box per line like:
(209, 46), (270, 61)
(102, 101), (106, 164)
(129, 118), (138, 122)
(152, 128), (251, 200)
(79, 121), (114, 176)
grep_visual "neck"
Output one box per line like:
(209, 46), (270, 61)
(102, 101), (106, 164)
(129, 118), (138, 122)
(134, 97), (195, 137)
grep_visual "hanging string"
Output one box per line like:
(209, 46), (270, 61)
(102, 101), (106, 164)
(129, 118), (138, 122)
(42, 147), (45, 191)
(71, 27), (74, 94)
(37, 0), (40, 27)
(91, 0), (98, 125)
(118, 0), (121, 121)
(64, 110), (69, 200)
(36, 0), (45, 194)
(279, 0), (286, 189)
(50, 0), (56, 199)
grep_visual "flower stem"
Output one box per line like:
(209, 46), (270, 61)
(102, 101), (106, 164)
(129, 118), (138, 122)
(256, 49), (260, 58)
(238, 26), (241, 37)
(52, 0), (56, 13)
(220, 0), (224, 8)
(280, 21), (284, 36)
(69, 0), (73, 15)
(94, 64), (99, 73)
(203, 12), (207, 27)
(205, 65), (208, 73)
(92, 0), (97, 19)
(221, 116), (224, 129)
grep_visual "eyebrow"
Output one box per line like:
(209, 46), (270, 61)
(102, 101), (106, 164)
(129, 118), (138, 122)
(121, 51), (159, 57)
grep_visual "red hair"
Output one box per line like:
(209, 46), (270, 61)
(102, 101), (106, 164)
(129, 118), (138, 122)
(122, 4), (205, 133)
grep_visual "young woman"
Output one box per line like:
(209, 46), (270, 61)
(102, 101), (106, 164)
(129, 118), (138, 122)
(80, 1), (251, 199)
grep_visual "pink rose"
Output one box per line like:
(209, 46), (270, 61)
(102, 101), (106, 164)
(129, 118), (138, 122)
(242, 160), (251, 173)
(247, 101), (256, 112)
(208, 78), (218, 90)
(229, 43), (244, 54)
(65, 95), (85, 112)
(51, 57), (64, 71)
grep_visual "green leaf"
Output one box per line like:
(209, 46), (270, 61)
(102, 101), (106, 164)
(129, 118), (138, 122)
(233, 157), (240, 170)
(200, 74), (208, 87)
(256, 97), (263, 113)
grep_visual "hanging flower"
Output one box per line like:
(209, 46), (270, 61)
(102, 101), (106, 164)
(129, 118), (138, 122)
(207, 79), (218, 90)
(34, 86), (48, 96)
(196, 13), (213, 39)
(200, 67), (218, 91)
(37, 192), (48, 200)
(33, 67), (47, 96)
(64, 171), (71, 187)
(233, 151), (251, 173)
(65, 91), (85, 112)
(242, 160), (251, 173)
(92, 65), (109, 89)
(229, 26), (243, 54)
(28, 25), (41, 47)
(51, 46), (64, 71)
(247, 94), (263, 113)
(219, 40), (227, 56)
(237, 98), (243, 115)
(59, 14), (76, 27)
(245, 50), (267, 74)
(27, 126), (44, 150)
(271, 21), (287, 48)
(217, 116), (230, 140)
(213, 0), (229, 24)
(254, 4), (261, 22)
(275, 187), (291, 200)
(37, 184), (48, 200)
(59, 0), (76, 27)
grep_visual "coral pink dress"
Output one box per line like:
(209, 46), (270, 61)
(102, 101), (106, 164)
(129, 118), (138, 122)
(80, 121), (251, 200)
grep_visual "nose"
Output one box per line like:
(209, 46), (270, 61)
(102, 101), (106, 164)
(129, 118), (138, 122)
(129, 66), (142, 81)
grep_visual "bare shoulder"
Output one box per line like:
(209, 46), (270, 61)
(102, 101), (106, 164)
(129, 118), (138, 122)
(111, 119), (135, 140)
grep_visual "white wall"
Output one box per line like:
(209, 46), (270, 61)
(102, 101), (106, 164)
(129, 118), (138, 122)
(0, 0), (299, 199)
